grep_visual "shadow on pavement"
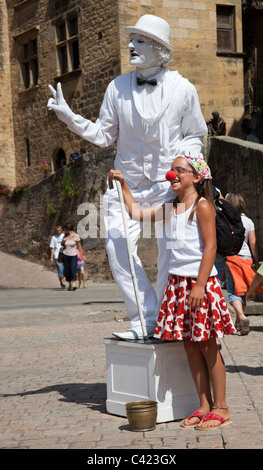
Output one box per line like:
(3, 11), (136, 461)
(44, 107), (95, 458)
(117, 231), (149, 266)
(0, 382), (108, 413)
(226, 365), (263, 376)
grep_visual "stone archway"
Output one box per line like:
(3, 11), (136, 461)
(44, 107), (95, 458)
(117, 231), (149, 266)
(53, 148), (66, 172)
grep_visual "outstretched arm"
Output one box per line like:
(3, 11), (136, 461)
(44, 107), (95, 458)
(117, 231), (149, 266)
(248, 230), (259, 270)
(47, 82), (118, 147)
(247, 272), (263, 301)
(109, 170), (164, 222)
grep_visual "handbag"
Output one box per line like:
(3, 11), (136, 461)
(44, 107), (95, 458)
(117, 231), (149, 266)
(58, 246), (64, 262)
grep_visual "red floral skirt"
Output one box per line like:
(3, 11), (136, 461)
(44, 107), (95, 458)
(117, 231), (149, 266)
(154, 274), (236, 342)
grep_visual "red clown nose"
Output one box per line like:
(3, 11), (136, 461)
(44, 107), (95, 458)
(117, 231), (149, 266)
(165, 170), (177, 182)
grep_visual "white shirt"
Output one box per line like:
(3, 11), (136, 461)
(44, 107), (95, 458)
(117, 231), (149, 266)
(67, 67), (207, 188)
(165, 200), (217, 278)
(239, 213), (254, 258)
(49, 233), (64, 259)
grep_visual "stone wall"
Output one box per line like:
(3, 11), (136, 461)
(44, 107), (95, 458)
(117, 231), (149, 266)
(0, 148), (117, 281)
(207, 136), (263, 259)
(1, 137), (263, 283)
(0, 0), (16, 187)
(0, 143), (159, 282)
(7, 0), (120, 186)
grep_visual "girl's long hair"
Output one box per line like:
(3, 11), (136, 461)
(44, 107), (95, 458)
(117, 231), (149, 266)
(189, 178), (216, 221)
(225, 192), (245, 214)
(173, 177), (215, 221)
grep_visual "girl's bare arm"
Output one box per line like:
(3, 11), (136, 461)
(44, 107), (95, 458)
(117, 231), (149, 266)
(109, 169), (164, 222)
(188, 200), (217, 308)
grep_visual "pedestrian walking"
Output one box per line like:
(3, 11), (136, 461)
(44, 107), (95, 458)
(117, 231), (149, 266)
(61, 223), (82, 291)
(49, 225), (66, 289)
(225, 193), (259, 335)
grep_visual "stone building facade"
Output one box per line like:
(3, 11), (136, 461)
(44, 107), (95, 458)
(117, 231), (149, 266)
(0, 0), (16, 188)
(118, 0), (244, 136)
(1, 0), (245, 188)
(243, 1), (263, 143)
(3, 0), (120, 188)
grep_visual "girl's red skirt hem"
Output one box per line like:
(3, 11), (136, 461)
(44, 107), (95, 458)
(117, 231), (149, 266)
(154, 274), (236, 342)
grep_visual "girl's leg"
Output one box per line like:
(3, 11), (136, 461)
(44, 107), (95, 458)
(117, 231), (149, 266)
(77, 268), (81, 287)
(81, 267), (87, 287)
(197, 338), (230, 428)
(182, 340), (212, 426)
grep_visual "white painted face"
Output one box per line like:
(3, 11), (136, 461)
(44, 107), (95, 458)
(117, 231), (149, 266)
(128, 35), (160, 70)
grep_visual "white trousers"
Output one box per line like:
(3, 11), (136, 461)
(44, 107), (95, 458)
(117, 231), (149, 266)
(103, 178), (174, 329)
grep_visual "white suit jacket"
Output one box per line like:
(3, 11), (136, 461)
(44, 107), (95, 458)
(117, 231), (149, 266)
(67, 67), (207, 187)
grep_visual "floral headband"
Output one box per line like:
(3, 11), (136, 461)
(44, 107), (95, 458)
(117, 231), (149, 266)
(179, 154), (212, 181)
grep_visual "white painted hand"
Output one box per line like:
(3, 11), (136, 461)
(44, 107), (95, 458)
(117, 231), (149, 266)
(183, 148), (203, 159)
(47, 82), (75, 124)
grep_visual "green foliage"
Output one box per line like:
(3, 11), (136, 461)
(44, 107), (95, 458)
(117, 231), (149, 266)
(47, 203), (56, 217)
(59, 167), (80, 198)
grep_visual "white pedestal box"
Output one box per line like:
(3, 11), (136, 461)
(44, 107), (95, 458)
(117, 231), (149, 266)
(104, 338), (199, 423)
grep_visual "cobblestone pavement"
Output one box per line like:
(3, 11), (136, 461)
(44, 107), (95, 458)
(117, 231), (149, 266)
(0, 252), (263, 452)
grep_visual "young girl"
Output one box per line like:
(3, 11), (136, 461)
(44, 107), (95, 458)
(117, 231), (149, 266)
(76, 248), (87, 288)
(109, 154), (236, 430)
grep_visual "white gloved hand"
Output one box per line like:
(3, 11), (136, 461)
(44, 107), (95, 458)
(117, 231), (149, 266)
(183, 148), (203, 159)
(47, 82), (75, 124)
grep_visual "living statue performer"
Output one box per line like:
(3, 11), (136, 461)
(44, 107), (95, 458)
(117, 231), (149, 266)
(47, 15), (208, 340)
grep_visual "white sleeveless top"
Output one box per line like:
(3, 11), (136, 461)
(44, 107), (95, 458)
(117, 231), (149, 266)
(165, 198), (217, 278)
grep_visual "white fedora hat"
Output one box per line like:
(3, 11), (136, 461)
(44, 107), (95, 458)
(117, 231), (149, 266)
(126, 14), (174, 51)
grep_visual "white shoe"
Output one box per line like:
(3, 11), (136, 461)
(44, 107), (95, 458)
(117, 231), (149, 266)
(112, 325), (155, 341)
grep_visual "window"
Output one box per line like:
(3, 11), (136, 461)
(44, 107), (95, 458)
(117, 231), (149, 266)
(19, 37), (38, 89)
(15, 28), (39, 90)
(216, 5), (235, 53)
(56, 16), (80, 76)
(26, 139), (31, 166)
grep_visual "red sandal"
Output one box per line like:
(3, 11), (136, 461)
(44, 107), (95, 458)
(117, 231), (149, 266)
(196, 411), (232, 430)
(180, 410), (205, 428)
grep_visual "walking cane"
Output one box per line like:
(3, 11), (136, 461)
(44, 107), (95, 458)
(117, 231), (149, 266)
(115, 179), (148, 341)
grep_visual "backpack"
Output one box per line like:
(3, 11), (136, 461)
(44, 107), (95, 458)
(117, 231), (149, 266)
(212, 188), (245, 256)
(241, 118), (252, 135)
